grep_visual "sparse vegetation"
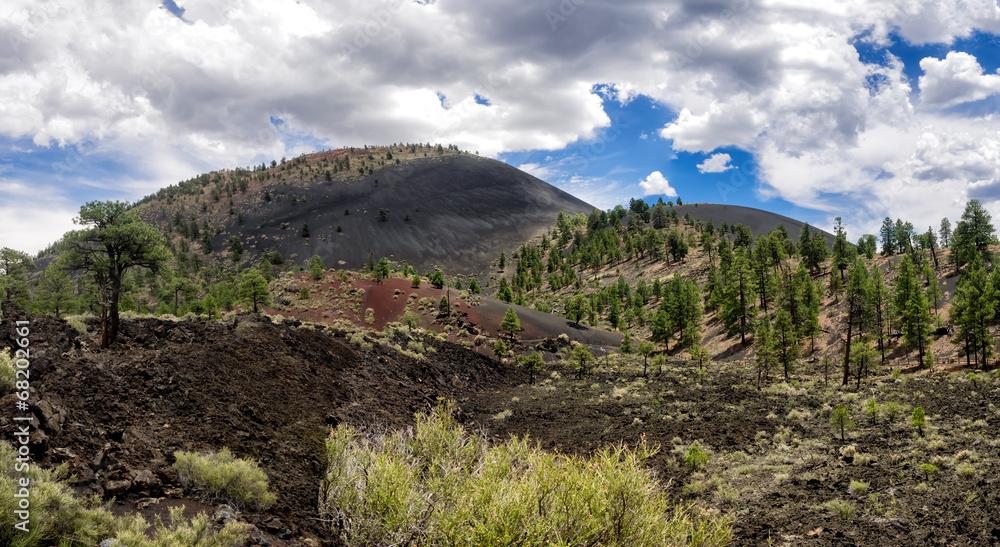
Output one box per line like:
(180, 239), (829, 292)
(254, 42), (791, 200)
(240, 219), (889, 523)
(173, 447), (276, 511)
(318, 402), (732, 547)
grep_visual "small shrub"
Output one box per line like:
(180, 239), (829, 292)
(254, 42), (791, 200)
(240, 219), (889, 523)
(848, 480), (868, 496)
(955, 462), (976, 478)
(882, 401), (905, 422)
(830, 404), (854, 441)
(912, 407), (926, 437)
(684, 445), (709, 472)
(65, 314), (91, 336)
(919, 463), (938, 481)
(865, 398), (881, 425)
(173, 447), (276, 511)
(0, 441), (249, 546)
(0, 349), (15, 394)
(822, 499), (855, 521)
(364, 308), (375, 325)
(319, 402), (732, 547)
(298, 287), (310, 300)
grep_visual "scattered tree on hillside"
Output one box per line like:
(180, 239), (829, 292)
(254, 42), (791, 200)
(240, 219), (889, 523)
(430, 269), (445, 289)
(521, 351), (545, 385)
(374, 257), (390, 285)
(35, 264), (75, 318)
(754, 316), (776, 389)
(229, 236), (243, 263)
(501, 307), (522, 340)
(493, 338), (507, 362)
(411, 274), (421, 288)
(620, 331), (633, 354)
(0, 247), (36, 307)
(950, 256), (996, 368)
(201, 231), (213, 254)
(831, 217), (853, 280)
(798, 223), (830, 272)
(571, 343), (594, 379)
(950, 199), (997, 271)
(638, 341), (654, 377)
(60, 201), (169, 347)
(939, 217), (952, 248)
(773, 309), (799, 380)
(879, 217), (896, 256)
(468, 277), (481, 294)
(721, 248), (757, 345)
(438, 295), (449, 316)
(841, 259), (872, 385)
(309, 255), (325, 281)
(239, 268), (272, 314)
(401, 310), (421, 332)
(870, 265), (891, 364)
(856, 234), (877, 259)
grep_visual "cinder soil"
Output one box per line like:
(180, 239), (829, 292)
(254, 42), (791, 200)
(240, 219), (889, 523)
(0, 301), (523, 544)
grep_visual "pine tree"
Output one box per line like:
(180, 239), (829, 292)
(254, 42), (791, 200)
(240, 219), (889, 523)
(36, 264), (75, 318)
(239, 268), (271, 314)
(375, 257), (390, 285)
(59, 202), (169, 347)
(879, 217), (896, 256)
(831, 217), (853, 280)
(308, 255), (325, 281)
(950, 256), (996, 368)
(950, 199), (996, 271)
(721, 248), (757, 344)
(620, 331), (633, 354)
(637, 341), (654, 377)
(754, 316), (776, 388)
(501, 307), (522, 340)
(202, 231), (213, 254)
(753, 237), (778, 315)
(493, 338), (507, 362)
(774, 309), (799, 380)
(870, 265), (891, 364)
(902, 288), (932, 368)
(430, 269), (446, 289)
(841, 259), (871, 385)
(939, 217), (952, 248)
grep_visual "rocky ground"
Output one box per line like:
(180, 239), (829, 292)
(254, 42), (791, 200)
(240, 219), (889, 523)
(2, 297), (999, 545)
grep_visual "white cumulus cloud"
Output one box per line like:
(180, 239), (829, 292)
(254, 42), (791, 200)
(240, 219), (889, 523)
(919, 51), (1000, 108)
(639, 171), (677, 197)
(697, 153), (735, 173)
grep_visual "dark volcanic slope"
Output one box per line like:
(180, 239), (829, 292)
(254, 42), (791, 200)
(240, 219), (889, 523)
(672, 203), (835, 245)
(232, 154), (593, 277)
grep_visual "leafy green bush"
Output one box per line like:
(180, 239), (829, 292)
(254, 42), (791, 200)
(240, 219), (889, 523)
(319, 401), (731, 547)
(173, 447), (276, 511)
(912, 407), (926, 437)
(684, 445), (709, 472)
(0, 348), (15, 394)
(0, 442), (246, 546)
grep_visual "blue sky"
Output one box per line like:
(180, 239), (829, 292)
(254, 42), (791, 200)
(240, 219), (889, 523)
(3, 0), (1000, 254)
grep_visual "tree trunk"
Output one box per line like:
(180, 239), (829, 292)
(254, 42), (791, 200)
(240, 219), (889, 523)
(842, 312), (853, 385)
(106, 282), (121, 348)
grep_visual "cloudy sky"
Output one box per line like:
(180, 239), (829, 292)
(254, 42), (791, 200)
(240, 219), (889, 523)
(3, 0), (1000, 254)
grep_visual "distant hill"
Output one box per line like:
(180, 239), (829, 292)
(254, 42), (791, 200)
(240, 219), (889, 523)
(671, 203), (835, 245)
(132, 146), (594, 278)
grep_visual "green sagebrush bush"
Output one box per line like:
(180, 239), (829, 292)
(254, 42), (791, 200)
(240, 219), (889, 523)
(0, 442), (246, 546)
(173, 447), (276, 511)
(319, 401), (732, 547)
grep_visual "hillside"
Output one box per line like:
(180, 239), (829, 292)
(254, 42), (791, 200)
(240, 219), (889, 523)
(132, 144), (594, 278)
(672, 203), (836, 246)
